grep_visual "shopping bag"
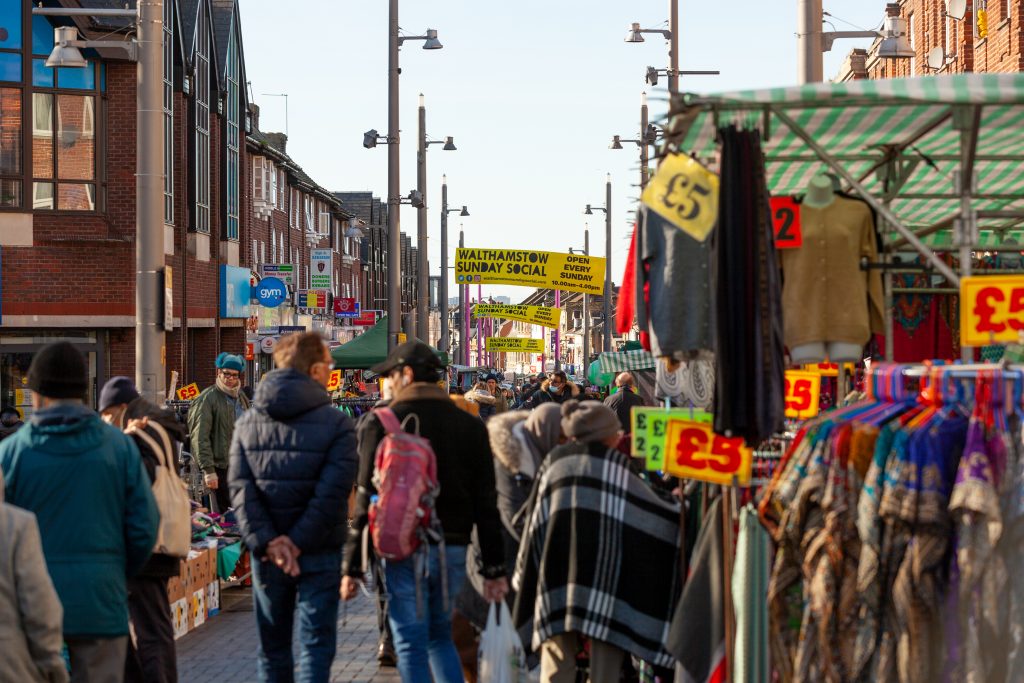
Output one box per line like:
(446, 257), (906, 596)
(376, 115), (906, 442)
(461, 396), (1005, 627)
(478, 601), (526, 683)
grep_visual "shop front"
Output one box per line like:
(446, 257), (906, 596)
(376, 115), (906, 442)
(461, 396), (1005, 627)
(0, 331), (106, 416)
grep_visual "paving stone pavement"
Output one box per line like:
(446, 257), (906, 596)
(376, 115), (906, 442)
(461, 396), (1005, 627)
(176, 584), (400, 683)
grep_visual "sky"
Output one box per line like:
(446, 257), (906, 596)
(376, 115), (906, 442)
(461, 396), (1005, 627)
(239, 0), (885, 301)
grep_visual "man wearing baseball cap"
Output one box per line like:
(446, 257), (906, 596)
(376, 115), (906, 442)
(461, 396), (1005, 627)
(341, 341), (508, 682)
(187, 352), (251, 512)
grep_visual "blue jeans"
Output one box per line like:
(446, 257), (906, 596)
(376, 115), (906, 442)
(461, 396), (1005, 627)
(252, 551), (341, 683)
(383, 544), (468, 683)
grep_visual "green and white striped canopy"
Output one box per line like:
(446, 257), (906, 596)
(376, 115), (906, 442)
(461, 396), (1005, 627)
(669, 74), (1024, 245)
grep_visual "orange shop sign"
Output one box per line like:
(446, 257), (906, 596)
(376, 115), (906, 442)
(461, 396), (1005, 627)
(960, 275), (1024, 346)
(664, 419), (753, 486)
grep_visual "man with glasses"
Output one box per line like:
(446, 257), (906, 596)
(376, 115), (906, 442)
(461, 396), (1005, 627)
(188, 352), (251, 512)
(229, 332), (357, 682)
(526, 370), (579, 409)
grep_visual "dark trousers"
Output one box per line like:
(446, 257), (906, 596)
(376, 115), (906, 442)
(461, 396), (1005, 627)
(212, 466), (231, 513)
(67, 636), (128, 683)
(252, 551), (341, 683)
(124, 576), (177, 683)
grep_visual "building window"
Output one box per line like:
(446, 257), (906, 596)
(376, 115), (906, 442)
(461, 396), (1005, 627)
(224, 23), (240, 240)
(163, 0), (173, 224)
(194, 4), (210, 232)
(277, 169), (285, 209)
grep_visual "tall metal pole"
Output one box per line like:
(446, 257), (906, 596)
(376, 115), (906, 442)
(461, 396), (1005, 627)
(640, 92), (650, 189)
(440, 176), (449, 355)
(476, 284), (483, 365)
(583, 228), (590, 379)
(553, 289), (561, 371)
(797, 0), (823, 83)
(668, 0), (680, 92)
(603, 174), (612, 352)
(386, 0), (401, 350)
(137, 0), (165, 402)
(416, 94), (428, 341)
(460, 229), (468, 365)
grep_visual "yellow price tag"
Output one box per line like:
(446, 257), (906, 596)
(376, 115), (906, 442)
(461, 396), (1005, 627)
(642, 153), (720, 242)
(326, 370), (343, 393)
(664, 420), (753, 486)
(176, 383), (200, 401)
(784, 370), (821, 420)
(960, 275), (1024, 347)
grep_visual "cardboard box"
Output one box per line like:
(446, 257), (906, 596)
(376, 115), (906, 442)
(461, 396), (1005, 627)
(206, 580), (220, 616)
(190, 587), (206, 629)
(171, 598), (188, 640)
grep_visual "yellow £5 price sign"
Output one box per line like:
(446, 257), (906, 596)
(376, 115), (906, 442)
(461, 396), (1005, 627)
(664, 419), (753, 486)
(176, 383), (200, 401)
(326, 370), (342, 393)
(784, 370), (821, 420)
(960, 275), (1024, 347)
(642, 153), (720, 242)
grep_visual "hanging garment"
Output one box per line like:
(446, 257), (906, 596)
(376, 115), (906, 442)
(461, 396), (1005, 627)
(732, 504), (771, 683)
(668, 496), (726, 683)
(711, 126), (785, 445)
(617, 225), (639, 336)
(779, 195), (885, 349)
(636, 207), (714, 361)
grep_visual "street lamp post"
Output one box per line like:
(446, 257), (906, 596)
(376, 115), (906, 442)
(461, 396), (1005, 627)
(569, 228), (590, 378)
(584, 174), (613, 353)
(416, 95), (456, 342)
(460, 228), (469, 365)
(384, 0), (442, 350)
(626, 3), (718, 90)
(439, 175), (468, 358)
(610, 92), (658, 190)
(35, 2), (164, 402)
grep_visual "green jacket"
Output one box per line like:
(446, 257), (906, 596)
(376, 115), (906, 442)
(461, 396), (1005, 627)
(188, 385), (250, 473)
(0, 403), (159, 638)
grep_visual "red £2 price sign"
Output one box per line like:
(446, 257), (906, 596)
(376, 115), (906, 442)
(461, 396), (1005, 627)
(770, 196), (802, 249)
(961, 275), (1024, 346)
(664, 420), (753, 486)
(784, 370), (821, 419)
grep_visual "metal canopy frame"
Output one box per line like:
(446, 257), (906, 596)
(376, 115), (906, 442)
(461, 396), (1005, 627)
(666, 74), (1024, 360)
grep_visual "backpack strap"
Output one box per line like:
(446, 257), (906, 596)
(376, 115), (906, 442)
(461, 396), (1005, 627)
(375, 407), (403, 435)
(127, 426), (163, 472)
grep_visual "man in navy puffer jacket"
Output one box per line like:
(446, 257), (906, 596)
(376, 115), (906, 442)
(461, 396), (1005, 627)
(229, 332), (357, 683)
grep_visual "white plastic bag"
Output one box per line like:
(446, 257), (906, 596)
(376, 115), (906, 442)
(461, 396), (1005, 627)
(478, 601), (526, 683)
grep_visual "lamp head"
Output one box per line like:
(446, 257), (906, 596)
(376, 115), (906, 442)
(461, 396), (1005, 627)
(46, 26), (87, 68)
(610, 135), (624, 150)
(645, 66), (659, 87)
(645, 123), (659, 145)
(460, 206), (470, 217)
(584, 205), (594, 216)
(423, 29), (443, 50)
(442, 136), (457, 151)
(878, 6), (915, 59)
(363, 129), (379, 149)
(625, 22), (645, 43)
(408, 189), (425, 209)
(345, 225), (363, 238)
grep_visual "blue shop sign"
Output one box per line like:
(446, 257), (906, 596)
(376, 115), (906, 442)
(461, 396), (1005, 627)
(255, 276), (287, 308)
(220, 265), (252, 318)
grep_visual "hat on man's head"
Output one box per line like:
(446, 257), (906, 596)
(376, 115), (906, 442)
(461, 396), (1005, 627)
(215, 352), (246, 373)
(27, 341), (88, 400)
(560, 399), (621, 443)
(370, 340), (443, 375)
(98, 376), (140, 413)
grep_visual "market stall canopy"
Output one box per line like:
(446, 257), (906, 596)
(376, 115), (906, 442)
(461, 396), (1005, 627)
(666, 74), (1024, 268)
(330, 316), (448, 369)
(588, 349), (656, 386)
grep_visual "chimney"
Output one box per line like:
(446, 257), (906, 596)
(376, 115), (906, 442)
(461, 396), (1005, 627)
(248, 103), (259, 130)
(265, 132), (288, 154)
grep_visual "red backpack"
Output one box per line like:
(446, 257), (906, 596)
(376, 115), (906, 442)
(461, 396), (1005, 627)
(368, 408), (441, 560)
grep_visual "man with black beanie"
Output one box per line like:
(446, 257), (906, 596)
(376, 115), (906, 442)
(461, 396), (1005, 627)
(0, 342), (159, 683)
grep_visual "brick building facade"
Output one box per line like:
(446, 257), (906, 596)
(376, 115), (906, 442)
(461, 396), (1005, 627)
(837, 0), (1023, 80)
(0, 0), (365, 412)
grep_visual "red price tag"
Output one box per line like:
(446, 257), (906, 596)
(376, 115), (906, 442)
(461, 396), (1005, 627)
(664, 420), (753, 486)
(176, 383), (200, 401)
(961, 275), (1024, 346)
(326, 370), (342, 393)
(770, 196), (802, 249)
(784, 370), (821, 420)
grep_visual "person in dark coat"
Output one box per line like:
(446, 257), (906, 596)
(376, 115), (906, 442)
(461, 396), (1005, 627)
(99, 377), (187, 683)
(229, 332), (358, 683)
(603, 372), (647, 433)
(0, 405), (24, 441)
(341, 341), (508, 683)
(526, 370), (579, 408)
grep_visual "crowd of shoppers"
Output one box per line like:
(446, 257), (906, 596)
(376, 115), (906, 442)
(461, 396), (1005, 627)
(0, 334), (667, 683)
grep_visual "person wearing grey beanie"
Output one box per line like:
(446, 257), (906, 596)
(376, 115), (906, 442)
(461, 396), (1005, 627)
(560, 399), (622, 446)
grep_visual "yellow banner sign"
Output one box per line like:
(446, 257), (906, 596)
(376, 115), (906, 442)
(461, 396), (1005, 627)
(960, 275), (1024, 346)
(473, 304), (562, 329)
(455, 249), (606, 295)
(485, 337), (545, 353)
(642, 153), (720, 242)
